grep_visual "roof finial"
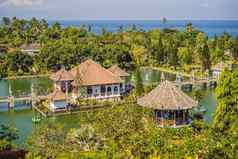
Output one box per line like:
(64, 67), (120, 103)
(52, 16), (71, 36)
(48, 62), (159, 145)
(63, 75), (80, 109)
(61, 65), (65, 70)
(161, 72), (165, 82)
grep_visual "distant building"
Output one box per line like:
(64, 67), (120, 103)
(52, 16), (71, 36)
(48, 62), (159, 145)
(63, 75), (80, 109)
(20, 43), (40, 55)
(224, 49), (232, 57)
(212, 61), (227, 78)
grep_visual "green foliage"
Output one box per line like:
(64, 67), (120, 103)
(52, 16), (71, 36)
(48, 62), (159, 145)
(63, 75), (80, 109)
(76, 98), (112, 106)
(196, 32), (211, 70)
(26, 103), (219, 158)
(89, 104), (160, 158)
(233, 36), (238, 58)
(207, 68), (238, 159)
(213, 68), (238, 133)
(0, 124), (18, 150)
(1, 17), (238, 158)
(192, 89), (203, 102)
(178, 47), (192, 65)
(0, 139), (12, 151)
(135, 68), (144, 96)
(27, 123), (66, 158)
(1, 17), (237, 78)
(0, 124), (19, 142)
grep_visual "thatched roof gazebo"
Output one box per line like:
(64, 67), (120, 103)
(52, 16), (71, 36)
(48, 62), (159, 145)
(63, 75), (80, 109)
(212, 61), (227, 78)
(137, 80), (198, 127)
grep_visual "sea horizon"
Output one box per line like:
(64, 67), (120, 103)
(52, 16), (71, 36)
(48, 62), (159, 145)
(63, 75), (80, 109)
(46, 19), (238, 37)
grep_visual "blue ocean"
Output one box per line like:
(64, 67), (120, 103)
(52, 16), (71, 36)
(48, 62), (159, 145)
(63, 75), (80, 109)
(49, 20), (238, 37)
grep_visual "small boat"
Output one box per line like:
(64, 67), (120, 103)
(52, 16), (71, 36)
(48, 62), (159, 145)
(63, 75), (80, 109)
(32, 116), (41, 123)
(193, 105), (207, 113)
(199, 106), (207, 113)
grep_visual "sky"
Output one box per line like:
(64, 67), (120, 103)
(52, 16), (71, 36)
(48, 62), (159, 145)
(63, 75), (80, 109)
(0, 0), (238, 20)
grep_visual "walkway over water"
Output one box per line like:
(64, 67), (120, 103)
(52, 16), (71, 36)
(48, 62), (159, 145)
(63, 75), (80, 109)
(172, 78), (217, 87)
(0, 95), (47, 102)
(0, 95), (48, 110)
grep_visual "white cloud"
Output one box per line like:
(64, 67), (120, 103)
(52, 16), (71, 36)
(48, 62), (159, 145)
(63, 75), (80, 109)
(200, 2), (215, 9)
(200, 3), (209, 8)
(0, 0), (44, 7)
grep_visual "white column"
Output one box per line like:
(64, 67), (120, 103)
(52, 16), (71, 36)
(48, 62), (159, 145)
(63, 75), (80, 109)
(111, 85), (114, 96)
(105, 85), (107, 97)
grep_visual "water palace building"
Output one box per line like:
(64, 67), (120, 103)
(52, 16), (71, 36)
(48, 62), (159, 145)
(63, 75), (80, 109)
(20, 43), (40, 55)
(49, 59), (130, 111)
(137, 80), (198, 127)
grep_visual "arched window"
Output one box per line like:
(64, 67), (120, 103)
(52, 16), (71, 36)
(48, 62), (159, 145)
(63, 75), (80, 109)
(107, 86), (112, 95)
(114, 86), (118, 94)
(101, 86), (106, 93)
(87, 86), (92, 95)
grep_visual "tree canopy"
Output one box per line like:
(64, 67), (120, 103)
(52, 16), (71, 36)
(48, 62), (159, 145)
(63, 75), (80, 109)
(0, 17), (237, 77)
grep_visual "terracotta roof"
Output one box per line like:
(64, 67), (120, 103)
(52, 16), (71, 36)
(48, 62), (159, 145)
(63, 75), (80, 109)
(137, 80), (198, 110)
(70, 59), (122, 86)
(48, 89), (66, 101)
(212, 61), (227, 71)
(108, 65), (130, 77)
(50, 68), (74, 81)
(20, 43), (40, 50)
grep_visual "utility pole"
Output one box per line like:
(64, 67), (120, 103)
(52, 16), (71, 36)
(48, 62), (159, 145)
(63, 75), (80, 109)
(8, 82), (14, 110)
(31, 82), (36, 109)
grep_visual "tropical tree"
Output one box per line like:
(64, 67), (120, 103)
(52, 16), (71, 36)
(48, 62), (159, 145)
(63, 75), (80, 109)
(178, 47), (192, 65)
(1, 17), (11, 26)
(131, 44), (148, 66)
(27, 123), (66, 158)
(135, 68), (144, 96)
(232, 36), (238, 58)
(207, 68), (238, 159)
(196, 32), (211, 70)
(0, 124), (19, 150)
(213, 68), (238, 133)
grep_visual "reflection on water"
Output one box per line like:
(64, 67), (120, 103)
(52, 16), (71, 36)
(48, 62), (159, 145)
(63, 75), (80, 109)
(0, 68), (217, 145)
(0, 77), (53, 97)
(131, 67), (176, 85)
(200, 90), (217, 122)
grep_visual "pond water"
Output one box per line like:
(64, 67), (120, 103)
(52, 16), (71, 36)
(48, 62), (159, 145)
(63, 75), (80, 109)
(0, 68), (217, 146)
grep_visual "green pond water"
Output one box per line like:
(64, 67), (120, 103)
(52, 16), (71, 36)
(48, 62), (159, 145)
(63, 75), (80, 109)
(0, 68), (217, 146)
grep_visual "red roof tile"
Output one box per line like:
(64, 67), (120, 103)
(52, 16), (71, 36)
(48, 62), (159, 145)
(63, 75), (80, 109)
(70, 59), (122, 86)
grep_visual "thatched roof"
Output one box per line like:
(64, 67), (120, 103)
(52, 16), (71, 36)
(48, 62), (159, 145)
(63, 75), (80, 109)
(108, 65), (130, 77)
(212, 61), (226, 71)
(48, 89), (66, 101)
(137, 80), (198, 110)
(70, 59), (122, 86)
(50, 68), (74, 82)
